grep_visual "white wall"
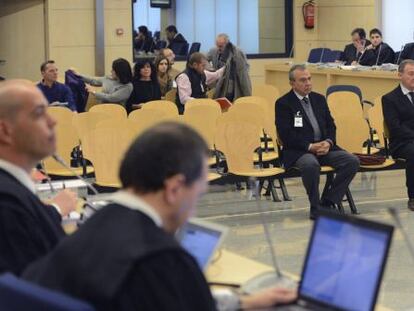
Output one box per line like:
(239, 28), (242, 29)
(382, 0), (414, 51)
(133, 0), (161, 35)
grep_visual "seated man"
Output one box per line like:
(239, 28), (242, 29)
(165, 25), (188, 56)
(23, 122), (296, 311)
(340, 28), (371, 65)
(382, 59), (414, 210)
(276, 64), (360, 220)
(37, 60), (77, 111)
(0, 80), (77, 275)
(176, 52), (225, 114)
(400, 42), (414, 62)
(359, 28), (395, 66)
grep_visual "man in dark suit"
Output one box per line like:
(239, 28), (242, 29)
(276, 65), (360, 219)
(0, 80), (77, 275)
(165, 25), (188, 56)
(382, 59), (414, 210)
(400, 42), (414, 62)
(340, 28), (371, 65)
(359, 28), (395, 66)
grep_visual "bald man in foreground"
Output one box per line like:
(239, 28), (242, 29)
(0, 80), (76, 275)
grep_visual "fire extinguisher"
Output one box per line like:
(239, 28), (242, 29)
(302, 0), (315, 29)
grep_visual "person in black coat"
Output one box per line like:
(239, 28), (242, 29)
(0, 80), (77, 275)
(134, 25), (154, 53)
(126, 60), (161, 114)
(165, 25), (188, 55)
(340, 28), (371, 65)
(359, 28), (395, 66)
(23, 122), (296, 311)
(276, 65), (360, 219)
(400, 42), (414, 62)
(382, 60), (414, 210)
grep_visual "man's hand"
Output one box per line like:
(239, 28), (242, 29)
(240, 287), (297, 309)
(308, 142), (323, 154)
(50, 189), (78, 217)
(316, 141), (331, 156)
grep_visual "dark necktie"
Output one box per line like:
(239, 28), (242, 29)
(409, 92), (414, 105)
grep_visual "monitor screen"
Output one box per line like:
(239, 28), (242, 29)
(300, 216), (391, 311)
(179, 223), (222, 269)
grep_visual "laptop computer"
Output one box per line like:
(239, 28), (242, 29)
(177, 217), (228, 271)
(276, 211), (394, 311)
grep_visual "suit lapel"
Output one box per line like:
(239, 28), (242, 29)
(396, 86), (414, 110)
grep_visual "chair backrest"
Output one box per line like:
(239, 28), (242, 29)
(0, 273), (94, 311)
(327, 50), (343, 62)
(142, 100), (178, 117)
(369, 96), (386, 146)
(89, 104), (127, 120)
(172, 42), (189, 56)
(188, 42), (201, 55)
(183, 104), (221, 148)
(215, 113), (262, 172)
(326, 85), (362, 102)
(307, 48), (332, 63)
(327, 91), (369, 153)
(164, 88), (177, 102)
(155, 40), (167, 50)
(84, 86), (102, 111)
(251, 83), (279, 108)
(43, 107), (78, 171)
(185, 98), (221, 112)
(128, 109), (169, 139)
(72, 111), (110, 140)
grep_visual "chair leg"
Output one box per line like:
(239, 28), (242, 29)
(268, 179), (281, 202)
(278, 178), (292, 201)
(337, 202), (345, 214)
(321, 173), (334, 199)
(345, 188), (359, 214)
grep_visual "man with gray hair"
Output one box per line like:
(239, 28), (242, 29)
(276, 64), (360, 220)
(207, 33), (251, 101)
(0, 80), (77, 275)
(382, 59), (414, 210)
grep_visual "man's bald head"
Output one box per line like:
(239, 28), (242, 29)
(0, 80), (42, 120)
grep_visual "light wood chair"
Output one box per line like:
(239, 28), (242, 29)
(141, 100), (179, 117)
(128, 109), (169, 140)
(85, 86), (102, 111)
(43, 107), (94, 177)
(72, 111), (110, 140)
(89, 103), (127, 120)
(252, 83), (279, 109)
(186, 98), (222, 114)
(164, 88), (177, 102)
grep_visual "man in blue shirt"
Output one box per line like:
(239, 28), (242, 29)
(37, 60), (76, 111)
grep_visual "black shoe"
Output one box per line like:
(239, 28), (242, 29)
(408, 199), (414, 211)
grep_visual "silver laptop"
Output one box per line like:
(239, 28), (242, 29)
(177, 217), (228, 271)
(276, 211), (394, 311)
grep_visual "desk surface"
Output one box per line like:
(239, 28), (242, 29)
(207, 250), (393, 311)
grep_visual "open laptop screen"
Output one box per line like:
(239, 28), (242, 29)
(300, 214), (393, 311)
(178, 218), (227, 270)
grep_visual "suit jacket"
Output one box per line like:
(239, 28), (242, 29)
(400, 42), (414, 61)
(359, 42), (395, 66)
(276, 90), (340, 168)
(341, 40), (371, 65)
(382, 86), (414, 155)
(0, 169), (65, 275)
(167, 33), (188, 55)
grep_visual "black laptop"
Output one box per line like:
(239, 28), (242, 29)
(276, 211), (394, 311)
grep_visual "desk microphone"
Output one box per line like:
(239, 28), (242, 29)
(374, 43), (383, 67)
(39, 161), (56, 193)
(52, 154), (99, 195)
(240, 177), (296, 294)
(318, 47), (325, 64)
(288, 44), (295, 59)
(396, 44), (405, 65)
(387, 207), (414, 262)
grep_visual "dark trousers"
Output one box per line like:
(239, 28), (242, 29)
(295, 150), (360, 208)
(394, 142), (414, 199)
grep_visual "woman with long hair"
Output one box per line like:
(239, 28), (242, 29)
(154, 55), (173, 97)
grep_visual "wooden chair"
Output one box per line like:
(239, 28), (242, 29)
(141, 100), (179, 117)
(186, 98), (222, 114)
(164, 88), (177, 102)
(85, 86), (102, 111)
(89, 103), (127, 120)
(251, 83), (279, 110)
(128, 109), (169, 140)
(215, 112), (285, 202)
(43, 107), (94, 177)
(72, 111), (110, 140)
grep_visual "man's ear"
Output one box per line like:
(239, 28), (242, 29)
(163, 174), (186, 205)
(0, 120), (14, 145)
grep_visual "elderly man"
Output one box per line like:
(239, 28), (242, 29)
(160, 47), (180, 78)
(0, 80), (77, 275)
(276, 65), (360, 220)
(24, 122), (296, 310)
(340, 28), (371, 65)
(207, 33), (251, 101)
(382, 59), (414, 210)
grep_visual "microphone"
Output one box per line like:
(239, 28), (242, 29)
(396, 44), (405, 65)
(288, 44), (294, 59)
(319, 47), (325, 64)
(240, 177), (296, 294)
(374, 43), (383, 67)
(387, 207), (414, 262)
(39, 161), (56, 193)
(52, 154), (99, 195)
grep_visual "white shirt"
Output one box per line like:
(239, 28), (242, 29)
(293, 90), (310, 102)
(0, 159), (36, 194)
(176, 67), (225, 105)
(400, 83), (414, 104)
(110, 190), (162, 227)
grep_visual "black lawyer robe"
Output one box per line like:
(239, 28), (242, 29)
(23, 203), (217, 311)
(0, 168), (64, 275)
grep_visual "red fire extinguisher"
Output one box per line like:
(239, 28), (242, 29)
(302, 0), (315, 29)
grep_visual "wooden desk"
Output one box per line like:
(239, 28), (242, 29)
(207, 250), (393, 311)
(265, 64), (399, 102)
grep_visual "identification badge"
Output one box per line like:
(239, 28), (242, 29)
(294, 111), (303, 127)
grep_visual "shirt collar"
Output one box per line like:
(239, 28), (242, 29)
(0, 159), (36, 193)
(400, 83), (414, 96)
(41, 80), (57, 88)
(294, 90), (309, 102)
(110, 190), (163, 227)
